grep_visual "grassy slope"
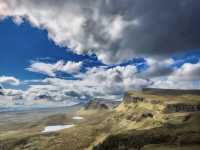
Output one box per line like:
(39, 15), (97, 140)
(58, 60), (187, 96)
(1, 89), (200, 150)
(93, 90), (200, 150)
(0, 111), (113, 150)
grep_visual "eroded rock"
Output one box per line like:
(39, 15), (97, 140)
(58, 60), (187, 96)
(164, 103), (200, 113)
(124, 93), (145, 104)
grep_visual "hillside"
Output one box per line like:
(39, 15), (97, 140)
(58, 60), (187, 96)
(143, 88), (200, 95)
(78, 99), (120, 116)
(0, 89), (200, 150)
(93, 89), (200, 150)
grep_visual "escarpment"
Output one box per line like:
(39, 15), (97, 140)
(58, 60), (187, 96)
(164, 103), (200, 113)
(83, 98), (120, 111)
(93, 89), (200, 150)
(84, 100), (109, 110)
(83, 99), (118, 112)
(123, 93), (145, 104)
(123, 91), (200, 113)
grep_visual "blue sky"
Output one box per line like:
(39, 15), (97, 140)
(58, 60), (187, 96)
(0, 18), (101, 80)
(0, 0), (200, 108)
(0, 18), (199, 79)
(0, 18), (148, 85)
(0, 17), (199, 90)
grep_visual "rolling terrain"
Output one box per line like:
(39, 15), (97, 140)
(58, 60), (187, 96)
(94, 89), (200, 150)
(0, 89), (200, 150)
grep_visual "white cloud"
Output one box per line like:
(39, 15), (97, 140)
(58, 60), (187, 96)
(27, 61), (61, 77)
(0, 88), (24, 107)
(169, 62), (200, 81)
(61, 61), (82, 74)
(0, 0), (199, 107)
(151, 78), (200, 90)
(1, 60), (200, 107)
(150, 61), (200, 89)
(144, 58), (175, 77)
(0, 0), (199, 64)
(24, 65), (151, 104)
(0, 76), (20, 86)
(26, 60), (82, 76)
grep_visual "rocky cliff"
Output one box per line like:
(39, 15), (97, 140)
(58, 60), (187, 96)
(123, 92), (145, 104)
(164, 103), (200, 113)
(84, 100), (109, 110)
(93, 89), (200, 150)
(122, 91), (200, 113)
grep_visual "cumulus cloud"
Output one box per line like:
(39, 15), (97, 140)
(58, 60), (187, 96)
(151, 78), (200, 90)
(169, 62), (200, 81)
(26, 61), (61, 77)
(1, 0), (200, 64)
(0, 76), (20, 85)
(61, 61), (82, 74)
(1, 0), (200, 106)
(24, 65), (151, 103)
(143, 58), (175, 77)
(0, 88), (24, 107)
(2, 60), (199, 107)
(26, 60), (82, 77)
(151, 60), (200, 89)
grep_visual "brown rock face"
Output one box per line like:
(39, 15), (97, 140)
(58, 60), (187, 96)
(123, 93), (145, 104)
(84, 100), (109, 110)
(164, 103), (200, 113)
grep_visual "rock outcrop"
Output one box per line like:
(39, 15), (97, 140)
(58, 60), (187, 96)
(143, 88), (200, 95)
(164, 103), (200, 113)
(123, 91), (200, 113)
(123, 92), (145, 104)
(93, 89), (200, 150)
(84, 100), (109, 110)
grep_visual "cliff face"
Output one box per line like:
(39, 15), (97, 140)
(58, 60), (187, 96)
(123, 92), (145, 104)
(84, 100), (109, 110)
(93, 89), (200, 150)
(84, 99), (120, 111)
(122, 91), (200, 113)
(164, 103), (200, 113)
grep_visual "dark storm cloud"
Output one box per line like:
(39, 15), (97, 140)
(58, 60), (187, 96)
(99, 0), (200, 56)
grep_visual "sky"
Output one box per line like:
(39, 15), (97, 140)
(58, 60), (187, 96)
(0, 0), (200, 108)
